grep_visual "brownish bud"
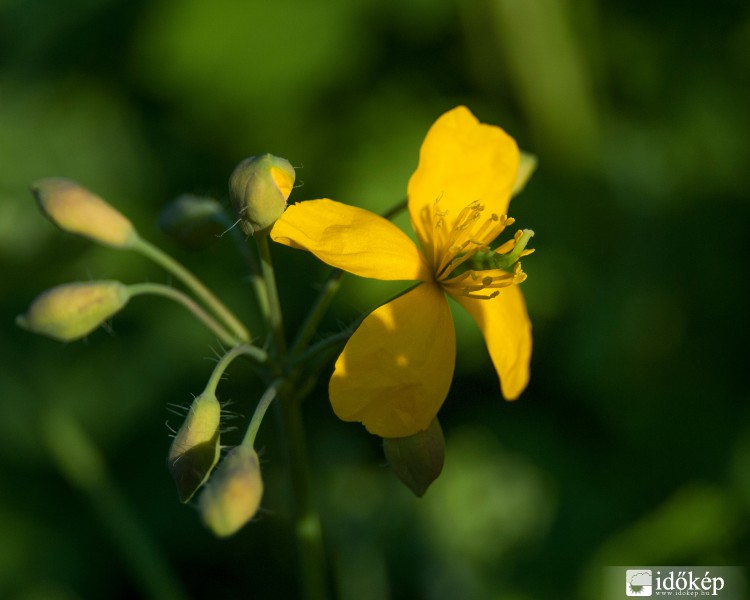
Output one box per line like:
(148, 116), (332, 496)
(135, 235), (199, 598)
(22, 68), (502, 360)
(199, 446), (263, 537)
(32, 178), (137, 248)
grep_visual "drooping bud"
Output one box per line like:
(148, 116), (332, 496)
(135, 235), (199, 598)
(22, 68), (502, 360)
(158, 194), (226, 250)
(383, 418), (445, 497)
(16, 281), (130, 342)
(199, 445), (263, 537)
(31, 178), (137, 248)
(229, 154), (295, 236)
(167, 392), (222, 503)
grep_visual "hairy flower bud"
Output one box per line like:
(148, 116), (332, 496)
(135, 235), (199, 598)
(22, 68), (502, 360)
(229, 154), (295, 236)
(16, 281), (130, 342)
(32, 178), (137, 248)
(383, 418), (445, 497)
(167, 392), (222, 503)
(199, 446), (263, 537)
(158, 194), (225, 250)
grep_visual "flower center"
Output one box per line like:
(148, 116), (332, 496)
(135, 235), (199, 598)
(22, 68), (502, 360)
(430, 199), (534, 299)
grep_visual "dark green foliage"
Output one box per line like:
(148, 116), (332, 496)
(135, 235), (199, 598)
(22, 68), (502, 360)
(1, 0), (749, 598)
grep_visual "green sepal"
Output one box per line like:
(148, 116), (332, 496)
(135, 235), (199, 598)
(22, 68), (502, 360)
(168, 429), (221, 503)
(383, 417), (445, 497)
(167, 392), (222, 503)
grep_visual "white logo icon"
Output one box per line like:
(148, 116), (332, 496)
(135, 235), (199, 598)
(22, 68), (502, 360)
(626, 570), (653, 596)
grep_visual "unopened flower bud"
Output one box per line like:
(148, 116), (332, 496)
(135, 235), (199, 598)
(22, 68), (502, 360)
(16, 281), (130, 342)
(199, 446), (263, 537)
(229, 154), (295, 236)
(383, 417), (445, 497)
(32, 178), (137, 248)
(167, 392), (222, 503)
(158, 195), (225, 250)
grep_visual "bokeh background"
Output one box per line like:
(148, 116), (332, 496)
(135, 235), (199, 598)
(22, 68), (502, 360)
(2, 0), (749, 598)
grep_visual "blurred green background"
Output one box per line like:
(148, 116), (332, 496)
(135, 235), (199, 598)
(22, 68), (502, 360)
(2, 0), (749, 598)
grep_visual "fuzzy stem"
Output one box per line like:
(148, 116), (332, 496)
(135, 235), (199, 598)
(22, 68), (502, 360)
(132, 236), (250, 342)
(203, 343), (269, 396)
(127, 283), (240, 347)
(241, 378), (283, 449)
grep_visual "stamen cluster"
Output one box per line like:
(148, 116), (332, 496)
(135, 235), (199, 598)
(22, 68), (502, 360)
(430, 199), (533, 299)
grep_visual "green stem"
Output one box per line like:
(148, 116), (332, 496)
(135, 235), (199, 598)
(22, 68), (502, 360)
(291, 281), (421, 374)
(42, 410), (188, 600)
(277, 387), (329, 600)
(290, 330), (350, 370)
(127, 283), (239, 347)
(132, 236), (250, 342)
(204, 344), (270, 396)
(219, 214), (271, 323)
(241, 378), (283, 449)
(380, 197), (408, 221)
(255, 234), (286, 358)
(290, 269), (343, 357)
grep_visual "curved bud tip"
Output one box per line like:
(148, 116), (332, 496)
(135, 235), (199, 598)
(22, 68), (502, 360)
(32, 178), (137, 248)
(16, 281), (130, 342)
(383, 418), (445, 497)
(167, 392), (222, 503)
(229, 154), (295, 237)
(199, 446), (263, 537)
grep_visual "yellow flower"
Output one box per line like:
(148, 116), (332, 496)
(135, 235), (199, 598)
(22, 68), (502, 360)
(271, 106), (535, 437)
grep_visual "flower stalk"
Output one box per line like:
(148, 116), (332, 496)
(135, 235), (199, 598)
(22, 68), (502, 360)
(241, 379), (283, 449)
(277, 387), (328, 600)
(132, 236), (250, 343)
(127, 283), (239, 347)
(255, 234), (286, 358)
(220, 213), (271, 322)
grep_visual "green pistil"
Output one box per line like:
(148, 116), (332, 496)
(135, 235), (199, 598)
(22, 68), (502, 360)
(452, 229), (535, 277)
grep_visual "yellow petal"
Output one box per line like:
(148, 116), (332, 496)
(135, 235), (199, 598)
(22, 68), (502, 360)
(452, 284), (532, 400)
(271, 199), (431, 281)
(407, 106), (520, 258)
(330, 283), (455, 437)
